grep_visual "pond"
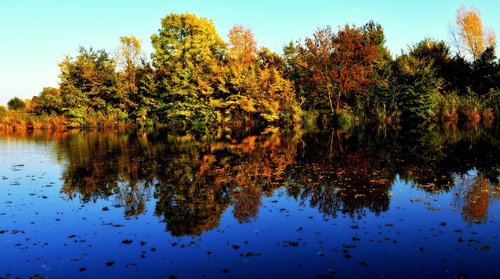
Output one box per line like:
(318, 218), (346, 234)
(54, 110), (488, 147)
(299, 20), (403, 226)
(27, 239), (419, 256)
(1, 125), (499, 278)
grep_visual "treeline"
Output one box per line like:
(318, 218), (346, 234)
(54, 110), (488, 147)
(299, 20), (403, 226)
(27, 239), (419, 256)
(1, 6), (499, 130)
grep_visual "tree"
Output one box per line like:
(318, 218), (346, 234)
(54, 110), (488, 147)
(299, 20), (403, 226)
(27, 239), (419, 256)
(225, 25), (301, 125)
(7, 97), (25, 111)
(30, 87), (63, 115)
(450, 4), (496, 60)
(227, 25), (258, 68)
(151, 13), (227, 123)
(357, 21), (395, 121)
(471, 47), (500, 95)
(226, 25), (259, 98)
(297, 24), (380, 114)
(255, 48), (301, 124)
(59, 47), (121, 126)
(409, 39), (451, 74)
(116, 35), (143, 99)
(393, 54), (442, 121)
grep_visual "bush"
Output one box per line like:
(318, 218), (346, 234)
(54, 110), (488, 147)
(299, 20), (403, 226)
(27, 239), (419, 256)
(0, 105), (6, 118)
(7, 97), (26, 111)
(436, 92), (459, 122)
(457, 92), (482, 122)
(484, 89), (500, 119)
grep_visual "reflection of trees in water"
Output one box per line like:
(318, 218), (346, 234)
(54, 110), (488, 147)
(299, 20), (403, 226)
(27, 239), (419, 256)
(59, 130), (158, 217)
(288, 124), (500, 220)
(287, 129), (394, 219)
(56, 130), (299, 236)
(154, 133), (299, 235)
(48, 123), (500, 236)
(453, 174), (500, 225)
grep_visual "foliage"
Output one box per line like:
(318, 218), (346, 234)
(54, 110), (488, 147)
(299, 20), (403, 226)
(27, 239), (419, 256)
(225, 26), (302, 126)
(354, 22), (396, 123)
(485, 89), (500, 119)
(450, 4), (496, 60)
(116, 35), (142, 106)
(0, 105), (6, 118)
(59, 47), (123, 127)
(293, 24), (381, 114)
(4, 11), (500, 131)
(30, 87), (63, 115)
(393, 54), (441, 121)
(7, 97), (26, 110)
(471, 47), (500, 95)
(151, 13), (227, 124)
(227, 25), (258, 68)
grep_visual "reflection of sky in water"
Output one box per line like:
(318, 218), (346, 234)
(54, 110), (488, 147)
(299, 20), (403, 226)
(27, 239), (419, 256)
(0, 131), (499, 278)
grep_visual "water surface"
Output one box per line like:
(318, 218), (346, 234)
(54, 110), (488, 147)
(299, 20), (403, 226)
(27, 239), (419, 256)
(1, 126), (499, 278)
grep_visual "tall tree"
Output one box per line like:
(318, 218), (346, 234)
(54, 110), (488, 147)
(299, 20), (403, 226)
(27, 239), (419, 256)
(393, 54), (442, 121)
(227, 25), (258, 68)
(225, 25), (301, 125)
(450, 4), (496, 60)
(226, 24), (259, 97)
(151, 13), (227, 123)
(117, 35), (142, 98)
(298, 25), (380, 114)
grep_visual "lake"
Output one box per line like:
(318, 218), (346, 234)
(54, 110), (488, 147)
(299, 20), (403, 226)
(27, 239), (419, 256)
(1, 125), (499, 278)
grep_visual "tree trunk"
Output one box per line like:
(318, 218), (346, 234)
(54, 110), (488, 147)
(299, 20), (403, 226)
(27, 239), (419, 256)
(328, 89), (334, 114)
(335, 89), (342, 115)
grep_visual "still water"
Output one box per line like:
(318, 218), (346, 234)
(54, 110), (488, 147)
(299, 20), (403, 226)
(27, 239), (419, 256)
(1, 125), (499, 278)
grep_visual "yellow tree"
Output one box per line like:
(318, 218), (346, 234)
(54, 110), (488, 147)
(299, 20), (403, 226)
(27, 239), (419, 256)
(116, 35), (142, 96)
(228, 25), (258, 68)
(450, 4), (496, 60)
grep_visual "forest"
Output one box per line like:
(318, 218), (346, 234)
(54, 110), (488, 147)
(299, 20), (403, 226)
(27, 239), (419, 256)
(1, 4), (499, 131)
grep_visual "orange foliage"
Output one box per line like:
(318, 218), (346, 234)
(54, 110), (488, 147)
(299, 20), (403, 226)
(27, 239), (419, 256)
(228, 25), (258, 68)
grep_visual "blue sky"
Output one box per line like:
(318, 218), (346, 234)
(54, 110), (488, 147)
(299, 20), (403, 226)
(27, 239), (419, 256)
(0, 0), (498, 105)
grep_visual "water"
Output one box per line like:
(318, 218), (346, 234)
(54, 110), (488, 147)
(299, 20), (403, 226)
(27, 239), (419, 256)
(1, 125), (499, 278)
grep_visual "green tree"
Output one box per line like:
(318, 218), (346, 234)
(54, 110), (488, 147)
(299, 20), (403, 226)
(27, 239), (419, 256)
(409, 39), (451, 77)
(393, 54), (442, 121)
(151, 13), (227, 124)
(356, 21), (395, 121)
(59, 47), (122, 126)
(471, 47), (499, 95)
(7, 97), (26, 111)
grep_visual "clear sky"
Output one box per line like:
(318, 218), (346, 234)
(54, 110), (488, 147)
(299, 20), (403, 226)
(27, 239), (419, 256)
(0, 0), (498, 106)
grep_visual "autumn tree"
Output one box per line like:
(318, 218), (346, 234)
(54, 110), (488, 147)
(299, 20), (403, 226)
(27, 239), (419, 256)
(30, 87), (63, 115)
(225, 25), (301, 125)
(227, 25), (258, 68)
(151, 13), (227, 124)
(296, 24), (380, 114)
(450, 4), (496, 60)
(226, 24), (259, 106)
(116, 35), (142, 99)
(59, 47), (123, 126)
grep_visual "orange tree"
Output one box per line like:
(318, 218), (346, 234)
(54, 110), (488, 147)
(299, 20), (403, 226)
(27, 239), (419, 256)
(295, 24), (380, 114)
